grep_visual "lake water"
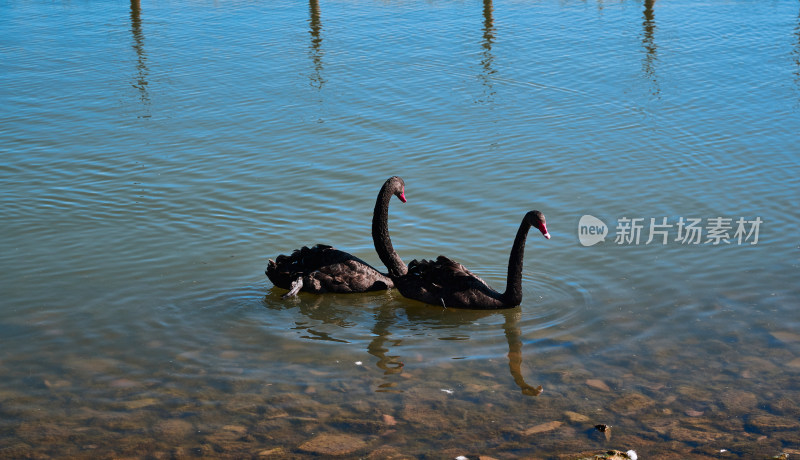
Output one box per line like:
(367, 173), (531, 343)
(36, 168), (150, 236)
(1, 0), (799, 458)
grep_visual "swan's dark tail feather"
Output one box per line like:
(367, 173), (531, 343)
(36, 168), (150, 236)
(282, 277), (304, 298)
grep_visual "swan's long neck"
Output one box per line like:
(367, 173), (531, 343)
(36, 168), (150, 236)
(502, 217), (533, 306)
(372, 183), (407, 277)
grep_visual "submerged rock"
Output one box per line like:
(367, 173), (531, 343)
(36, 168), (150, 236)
(521, 420), (562, 435)
(610, 393), (655, 415)
(564, 411), (590, 423)
(668, 425), (725, 444)
(571, 450), (638, 460)
(769, 331), (800, 343)
(366, 446), (411, 459)
(586, 379), (611, 392)
(719, 389), (758, 414)
(122, 398), (159, 410)
(153, 418), (194, 440)
(746, 414), (800, 432)
(400, 404), (452, 430)
(257, 446), (289, 457)
(298, 433), (367, 456)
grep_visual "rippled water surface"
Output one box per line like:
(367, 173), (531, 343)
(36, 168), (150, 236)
(1, 0), (799, 458)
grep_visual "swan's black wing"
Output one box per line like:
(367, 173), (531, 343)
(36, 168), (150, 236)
(266, 244), (393, 294)
(404, 255), (499, 307)
(408, 256), (490, 286)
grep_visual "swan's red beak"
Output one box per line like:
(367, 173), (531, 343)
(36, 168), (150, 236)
(398, 189), (407, 203)
(539, 222), (550, 239)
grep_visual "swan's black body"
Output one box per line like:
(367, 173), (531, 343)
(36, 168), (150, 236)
(266, 244), (393, 296)
(266, 177), (407, 298)
(372, 179), (549, 309)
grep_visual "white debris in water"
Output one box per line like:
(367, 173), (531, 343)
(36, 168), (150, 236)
(441, 388), (454, 394)
(626, 450), (638, 460)
(354, 361), (363, 366)
(454, 456), (469, 460)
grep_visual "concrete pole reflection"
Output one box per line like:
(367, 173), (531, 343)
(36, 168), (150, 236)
(129, 0), (151, 108)
(641, 0), (660, 97)
(478, 0), (497, 101)
(308, 0), (325, 89)
(794, 6), (800, 99)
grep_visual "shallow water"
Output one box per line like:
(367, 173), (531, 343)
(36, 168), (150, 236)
(1, 0), (799, 458)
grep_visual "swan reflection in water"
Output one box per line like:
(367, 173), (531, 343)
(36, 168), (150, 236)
(264, 295), (543, 397)
(369, 304), (543, 396)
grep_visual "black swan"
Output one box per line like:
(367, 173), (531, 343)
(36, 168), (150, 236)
(266, 177), (407, 298)
(373, 190), (550, 309)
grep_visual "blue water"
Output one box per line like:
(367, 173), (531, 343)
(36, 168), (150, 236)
(1, 0), (799, 458)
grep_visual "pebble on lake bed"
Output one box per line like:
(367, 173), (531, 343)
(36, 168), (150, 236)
(586, 379), (611, 391)
(564, 411), (591, 423)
